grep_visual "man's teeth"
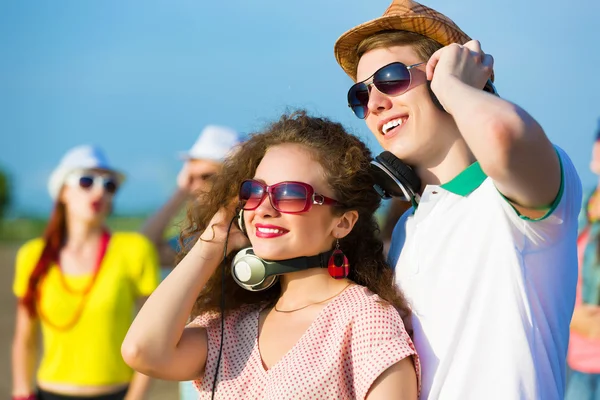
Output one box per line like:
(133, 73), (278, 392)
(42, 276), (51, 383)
(257, 227), (284, 234)
(382, 118), (406, 134)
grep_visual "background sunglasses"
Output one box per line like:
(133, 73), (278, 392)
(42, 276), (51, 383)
(348, 62), (424, 119)
(66, 173), (119, 194)
(239, 180), (341, 214)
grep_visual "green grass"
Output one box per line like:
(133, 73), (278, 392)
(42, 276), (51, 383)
(0, 201), (394, 243)
(0, 216), (148, 242)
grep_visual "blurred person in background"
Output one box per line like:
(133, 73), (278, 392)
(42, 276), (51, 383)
(139, 125), (242, 400)
(140, 125), (242, 274)
(11, 145), (160, 400)
(566, 121), (600, 400)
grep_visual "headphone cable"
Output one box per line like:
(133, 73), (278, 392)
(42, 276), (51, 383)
(211, 213), (237, 400)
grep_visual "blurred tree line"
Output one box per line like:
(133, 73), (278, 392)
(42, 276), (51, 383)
(0, 167), (10, 221)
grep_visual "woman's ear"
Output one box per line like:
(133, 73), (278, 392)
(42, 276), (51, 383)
(334, 210), (359, 239)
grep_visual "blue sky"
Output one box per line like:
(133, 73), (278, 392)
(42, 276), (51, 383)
(1, 0), (598, 216)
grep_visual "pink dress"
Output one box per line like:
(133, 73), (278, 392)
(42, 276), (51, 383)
(191, 284), (420, 399)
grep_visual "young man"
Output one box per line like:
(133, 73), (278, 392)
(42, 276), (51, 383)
(334, 1), (582, 399)
(566, 122), (600, 399)
(141, 124), (242, 271)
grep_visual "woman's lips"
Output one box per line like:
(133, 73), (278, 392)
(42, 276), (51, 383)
(254, 224), (289, 238)
(91, 201), (102, 212)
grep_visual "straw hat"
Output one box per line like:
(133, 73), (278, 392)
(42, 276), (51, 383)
(334, 0), (472, 82)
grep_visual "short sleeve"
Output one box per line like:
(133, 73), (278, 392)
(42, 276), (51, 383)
(125, 233), (160, 297)
(533, 146), (582, 223)
(350, 302), (420, 399)
(188, 311), (221, 329)
(12, 238), (45, 298)
(498, 145), (583, 246)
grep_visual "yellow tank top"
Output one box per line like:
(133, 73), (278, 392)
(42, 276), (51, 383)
(13, 232), (159, 385)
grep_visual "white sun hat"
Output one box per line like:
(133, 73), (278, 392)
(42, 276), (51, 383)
(180, 125), (243, 161)
(48, 145), (126, 200)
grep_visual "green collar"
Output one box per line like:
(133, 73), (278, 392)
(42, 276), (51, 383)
(440, 162), (487, 196)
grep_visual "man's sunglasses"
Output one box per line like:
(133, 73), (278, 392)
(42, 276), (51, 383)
(348, 62), (425, 119)
(66, 172), (119, 194)
(347, 61), (498, 119)
(239, 180), (342, 214)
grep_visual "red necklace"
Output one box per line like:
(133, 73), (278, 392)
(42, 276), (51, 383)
(37, 231), (111, 331)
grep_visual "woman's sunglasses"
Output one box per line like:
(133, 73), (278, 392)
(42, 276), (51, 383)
(347, 62), (424, 119)
(239, 180), (342, 214)
(66, 172), (119, 194)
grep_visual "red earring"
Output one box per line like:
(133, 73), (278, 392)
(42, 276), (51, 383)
(328, 239), (349, 279)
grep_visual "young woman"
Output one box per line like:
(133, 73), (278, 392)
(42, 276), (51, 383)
(566, 126), (600, 399)
(11, 145), (160, 400)
(122, 111), (420, 399)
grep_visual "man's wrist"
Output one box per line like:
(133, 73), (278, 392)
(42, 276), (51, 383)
(431, 75), (465, 114)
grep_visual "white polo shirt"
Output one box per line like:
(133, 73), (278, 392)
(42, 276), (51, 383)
(388, 146), (582, 400)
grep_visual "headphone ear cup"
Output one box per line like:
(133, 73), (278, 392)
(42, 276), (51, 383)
(237, 209), (247, 236)
(483, 79), (499, 96)
(376, 152), (421, 196)
(231, 248), (278, 292)
(427, 80), (446, 112)
(245, 275), (278, 292)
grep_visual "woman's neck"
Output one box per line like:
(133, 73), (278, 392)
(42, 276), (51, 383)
(276, 269), (351, 310)
(64, 217), (104, 252)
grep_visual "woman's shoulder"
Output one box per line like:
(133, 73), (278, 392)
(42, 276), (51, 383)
(342, 285), (400, 314)
(335, 285), (407, 333)
(17, 237), (45, 260)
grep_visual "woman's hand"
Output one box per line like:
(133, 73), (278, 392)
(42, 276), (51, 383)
(199, 206), (250, 256)
(122, 204), (248, 381)
(11, 304), (38, 400)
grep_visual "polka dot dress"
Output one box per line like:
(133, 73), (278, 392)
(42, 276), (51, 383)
(191, 285), (420, 399)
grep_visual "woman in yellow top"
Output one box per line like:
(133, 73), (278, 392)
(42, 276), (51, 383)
(11, 145), (160, 400)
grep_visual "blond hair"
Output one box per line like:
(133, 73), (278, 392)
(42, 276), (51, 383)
(356, 30), (443, 75)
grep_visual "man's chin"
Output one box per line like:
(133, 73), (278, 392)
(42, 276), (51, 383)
(382, 143), (414, 164)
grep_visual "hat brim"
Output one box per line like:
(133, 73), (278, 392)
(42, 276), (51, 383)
(177, 151), (223, 161)
(334, 14), (472, 82)
(178, 151), (194, 160)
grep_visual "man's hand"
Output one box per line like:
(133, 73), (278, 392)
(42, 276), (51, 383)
(426, 40), (494, 108)
(423, 39), (561, 212)
(177, 159), (221, 194)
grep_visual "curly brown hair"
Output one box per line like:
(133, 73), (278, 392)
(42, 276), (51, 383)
(179, 110), (411, 320)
